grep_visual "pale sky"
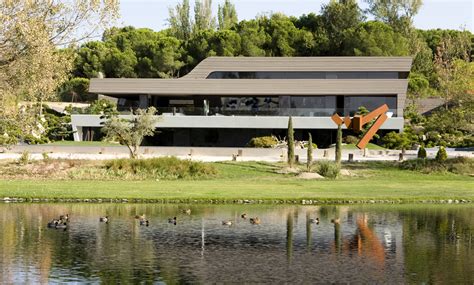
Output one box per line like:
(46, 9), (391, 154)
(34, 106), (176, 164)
(117, 0), (473, 32)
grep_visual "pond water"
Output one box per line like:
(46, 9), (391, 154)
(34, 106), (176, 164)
(0, 203), (472, 283)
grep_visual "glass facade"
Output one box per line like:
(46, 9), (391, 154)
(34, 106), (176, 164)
(153, 95), (397, 117)
(207, 71), (403, 79)
(343, 96), (397, 116)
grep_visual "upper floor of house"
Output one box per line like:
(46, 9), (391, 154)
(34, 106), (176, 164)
(88, 56), (412, 117)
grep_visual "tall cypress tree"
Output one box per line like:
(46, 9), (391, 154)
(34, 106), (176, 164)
(287, 116), (295, 167)
(335, 124), (342, 164)
(307, 133), (313, 171)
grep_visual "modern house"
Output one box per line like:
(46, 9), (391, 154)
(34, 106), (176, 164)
(72, 56), (412, 147)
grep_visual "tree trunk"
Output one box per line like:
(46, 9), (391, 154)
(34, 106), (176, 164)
(307, 133), (313, 171)
(287, 116), (295, 167)
(335, 124), (342, 164)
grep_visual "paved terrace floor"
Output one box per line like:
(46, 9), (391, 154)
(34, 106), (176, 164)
(0, 146), (472, 162)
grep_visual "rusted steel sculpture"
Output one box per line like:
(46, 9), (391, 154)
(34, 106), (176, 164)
(331, 104), (389, 149)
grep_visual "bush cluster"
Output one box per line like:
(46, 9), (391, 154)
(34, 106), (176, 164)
(247, 136), (279, 148)
(104, 157), (218, 179)
(399, 157), (473, 175)
(343, 135), (359, 144)
(315, 161), (340, 179)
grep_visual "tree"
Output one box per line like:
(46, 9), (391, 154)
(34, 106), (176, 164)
(320, 0), (364, 55)
(218, 0), (238, 30)
(335, 124), (342, 164)
(168, 0), (193, 40)
(364, 0), (423, 34)
(307, 133), (313, 171)
(185, 29), (241, 67)
(59, 78), (93, 102)
(257, 14), (314, 57)
(73, 41), (108, 78)
(381, 131), (413, 150)
(102, 107), (159, 159)
(343, 21), (409, 56)
(194, 0), (216, 32)
(434, 33), (473, 109)
(287, 116), (295, 167)
(0, 0), (118, 140)
(237, 20), (267, 56)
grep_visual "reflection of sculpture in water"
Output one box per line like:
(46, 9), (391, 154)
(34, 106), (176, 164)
(332, 215), (386, 267)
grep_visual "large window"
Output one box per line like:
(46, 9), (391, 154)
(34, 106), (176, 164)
(344, 96), (397, 116)
(207, 71), (402, 79)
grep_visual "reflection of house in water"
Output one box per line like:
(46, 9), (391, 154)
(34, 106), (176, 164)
(0, 205), (410, 283)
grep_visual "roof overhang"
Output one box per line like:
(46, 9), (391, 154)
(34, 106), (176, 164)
(89, 78), (408, 96)
(184, 56), (413, 78)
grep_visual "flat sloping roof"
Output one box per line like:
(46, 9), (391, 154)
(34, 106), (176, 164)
(184, 56), (413, 79)
(89, 79), (408, 96)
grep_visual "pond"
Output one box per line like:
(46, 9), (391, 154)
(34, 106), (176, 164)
(0, 203), (472, 283)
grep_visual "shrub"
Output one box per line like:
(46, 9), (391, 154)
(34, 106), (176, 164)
(104, 157), (217, 179)
(316, 161), (340, 179)
(343, 135), (359, 144)
(381, 131), (413, 150)
(303, 142), (317, 149)
(42, 152), (51, 161)
(435, 146), (447, 162)
(417, 146), (427, 159)
(18, 151), (30, 165)
(400, 157), (472, 175)
(247, 136), (278, 148)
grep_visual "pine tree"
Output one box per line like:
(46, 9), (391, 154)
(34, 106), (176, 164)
(335, 124), (342, 164)
(287, 116), (295, 167)
(307, 133), (313, 171)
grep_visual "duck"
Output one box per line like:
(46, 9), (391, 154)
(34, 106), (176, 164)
(182, 209), (191, 215)
(241, 213), (247, 219)
(59, 214), (69, 222)
(47, 219), (60, 228)
(222, 220), (233, 226)
(249, 217), (261, 225)
(168, 217), (177, 225)
(55, 222), (68, 230)
(309, 217), (320, 224)
(99, 216), (109, 223)
(331, 218), (340, 224)
(139, 219), (149, 227)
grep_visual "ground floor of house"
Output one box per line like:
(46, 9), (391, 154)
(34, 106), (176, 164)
(71, 115), (404, 148)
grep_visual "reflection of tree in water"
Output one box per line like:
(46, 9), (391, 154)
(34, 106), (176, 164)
(401, 206), (474, 284)
(1, 204), (472, 283)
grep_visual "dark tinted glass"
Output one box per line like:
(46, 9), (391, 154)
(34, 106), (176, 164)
(344, 96), (397, 116)
(207, 71), (400, 79)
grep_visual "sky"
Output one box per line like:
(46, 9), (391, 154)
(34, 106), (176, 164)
(117, 0), (474, 32)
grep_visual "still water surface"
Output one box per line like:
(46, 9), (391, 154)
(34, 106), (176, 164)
(0, 203), (472, 283)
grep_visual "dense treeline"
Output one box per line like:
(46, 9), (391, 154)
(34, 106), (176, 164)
(1, 0), (472, 148)
(65, 0), (473, 102)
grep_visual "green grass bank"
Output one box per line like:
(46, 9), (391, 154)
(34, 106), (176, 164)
(0, 160), (472, 203)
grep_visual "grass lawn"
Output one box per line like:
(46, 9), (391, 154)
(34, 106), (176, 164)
(0, 161), (472, 202)
(340, 143), (385, 150)
(44, 141), (121, 147)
